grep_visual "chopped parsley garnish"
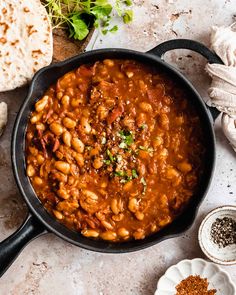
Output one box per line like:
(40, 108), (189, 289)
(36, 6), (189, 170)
(104, 159), (111, 165)
(124, 0), (132, 6)
(106, 149), (115, 162)
(132, 169), (138, 178)
(118, 130), (134, 149)
(141, 124), (147, 130)
(115, 169), (139, 183)
(114, 171), (126, 177)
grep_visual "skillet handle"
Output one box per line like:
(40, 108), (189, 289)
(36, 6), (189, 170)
(147, 39), (224, 121)
(0, 213), (45, 277)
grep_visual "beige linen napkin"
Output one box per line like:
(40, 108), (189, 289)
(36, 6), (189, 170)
(205, 23), (236, 152)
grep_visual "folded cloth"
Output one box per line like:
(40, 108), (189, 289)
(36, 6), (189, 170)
(205, 22), (236, 152)
(206, 64), (236, 115)
(211, 23), (236, 67)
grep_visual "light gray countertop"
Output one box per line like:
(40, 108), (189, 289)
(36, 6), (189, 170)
(0, 0), (235, 294)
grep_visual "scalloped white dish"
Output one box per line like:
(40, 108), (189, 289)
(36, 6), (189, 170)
(155, 258), (236, 295)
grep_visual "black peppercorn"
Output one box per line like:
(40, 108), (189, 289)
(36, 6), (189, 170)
(210, 217), (236, 248)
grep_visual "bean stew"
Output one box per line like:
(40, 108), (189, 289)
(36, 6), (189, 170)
(25, 59), (205, 242)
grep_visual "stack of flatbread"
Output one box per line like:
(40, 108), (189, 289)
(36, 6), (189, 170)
(0, 0), (53, 92)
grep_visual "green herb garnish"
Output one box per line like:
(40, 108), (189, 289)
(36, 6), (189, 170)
(43, 0), (133, 41)
(115, 169), (138, 183)
(131, 169), (138, 178)
(69, 14), (89, 40)
(140, 177), (147, 195)
(118, 130), (134, 149)
(114, 171), (126, 177)
(107, 149), (115, 162)
(115, 0), (133, 21)
(123, 9), (133, 24)
(124, 0), (132, 6)
(141, 124), (147, 130)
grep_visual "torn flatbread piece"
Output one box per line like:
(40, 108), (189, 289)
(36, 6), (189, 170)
(0, 0), (53, 92)
(0, 102), (7, 136)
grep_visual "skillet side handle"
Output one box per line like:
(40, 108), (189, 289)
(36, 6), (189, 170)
(147, 39), (224, 121)
(0, 213), (45, 277)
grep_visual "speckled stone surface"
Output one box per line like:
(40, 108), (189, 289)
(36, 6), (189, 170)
(0, 1), (235, 294)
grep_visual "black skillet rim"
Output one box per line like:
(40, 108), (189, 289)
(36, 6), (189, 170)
(11, 48), (216, 253)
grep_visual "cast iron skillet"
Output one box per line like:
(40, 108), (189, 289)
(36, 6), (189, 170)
(0, 39), (223, 277)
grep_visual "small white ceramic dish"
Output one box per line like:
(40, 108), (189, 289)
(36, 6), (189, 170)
(198, 206), (236, 265)
(155, 258), (236, 295)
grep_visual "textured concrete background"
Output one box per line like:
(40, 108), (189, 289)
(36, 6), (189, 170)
(0, 0), (236, 294)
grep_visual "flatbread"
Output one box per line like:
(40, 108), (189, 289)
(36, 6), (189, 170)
(0, 0), (53, 92)
(0, 101), (7, 136)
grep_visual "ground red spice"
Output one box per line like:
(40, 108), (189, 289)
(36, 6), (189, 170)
(175, 275), (217, 295)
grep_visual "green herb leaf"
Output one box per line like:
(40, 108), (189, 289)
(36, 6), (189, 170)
(107, 149), (115, 162)
(124, 0), (132, 6)
(115, 169), (138, 183)
(44, 0), (133, 40)
(114, 0), (123, 17)
(125, 134), (133, 145)
(91, 4), (112, 20)
(123, 10), (133, 24)
(132, 169), (138, 178)
(94, 0), (110, 6)
(104, 159), (111, 165)
(51, 2), (61, 14)
(141, 124), (147, 130)
(109, 25), (118, 33)
(69, 14), (89, 40)
(102, 29), (108, 35)
(114, 171), (125, 177)
(118, 130), (134, 148)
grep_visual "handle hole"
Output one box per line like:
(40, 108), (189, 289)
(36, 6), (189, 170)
(161, 49), (211, 100)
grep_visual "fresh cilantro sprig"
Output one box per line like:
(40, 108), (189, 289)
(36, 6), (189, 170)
(43, 0), (133, 40)
(115, 0), (133, 24)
